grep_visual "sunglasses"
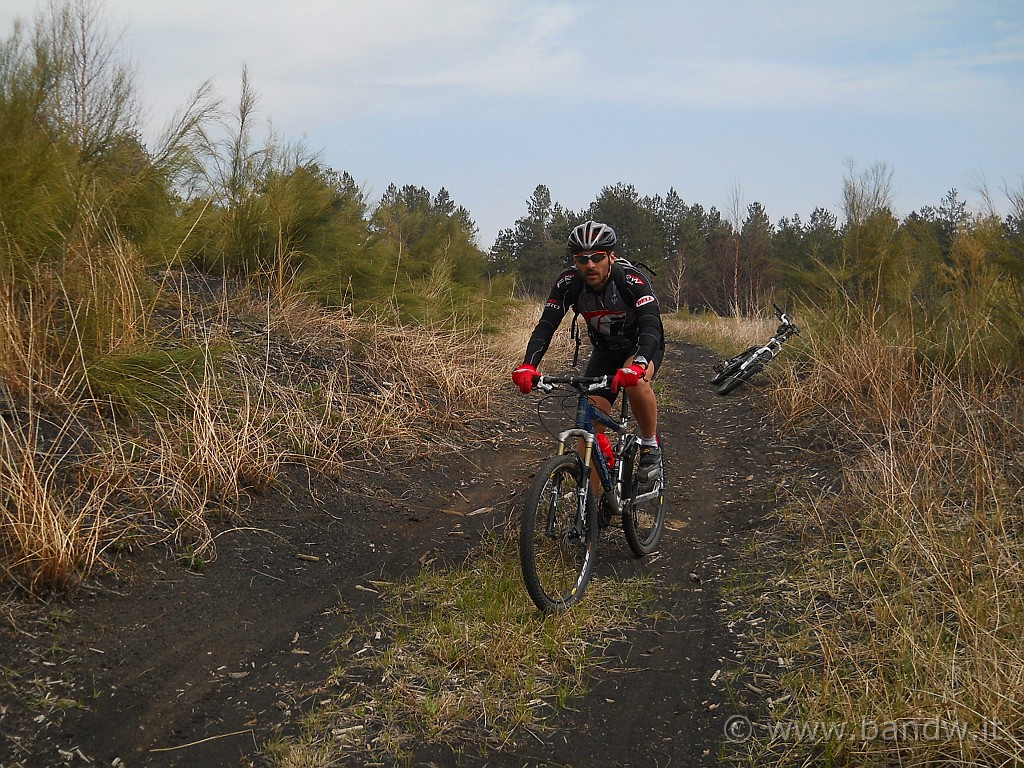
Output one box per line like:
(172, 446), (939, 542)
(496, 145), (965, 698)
(575, 251), (609, 265)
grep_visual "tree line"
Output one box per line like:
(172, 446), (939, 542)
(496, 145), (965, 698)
(490, 177), (1023, 313)
(488, 175), (1024, 370)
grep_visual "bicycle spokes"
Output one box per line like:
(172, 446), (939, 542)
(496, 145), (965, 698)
(542, 479), (565, 538)
(520, 455), (597, 613)
(622, 444), (667, 556)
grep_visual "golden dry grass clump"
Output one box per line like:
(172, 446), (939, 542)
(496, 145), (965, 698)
(0, 280), (533, 594)
(720, 309), (1024, 767)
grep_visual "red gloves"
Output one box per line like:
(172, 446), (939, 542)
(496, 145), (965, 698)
(611, 363), (647, 393)
(512, 364), (539, 394)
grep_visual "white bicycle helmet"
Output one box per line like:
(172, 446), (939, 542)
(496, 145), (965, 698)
(568, 220), (617, 253)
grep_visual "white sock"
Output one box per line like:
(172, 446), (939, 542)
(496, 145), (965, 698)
(640, 435), (658, 448)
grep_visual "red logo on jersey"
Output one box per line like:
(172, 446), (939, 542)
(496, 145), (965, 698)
(626, 274), (645, 287)
(582, 309), (627, 337)
(636, 295), (654, 308)
(545, 299), (560, 310)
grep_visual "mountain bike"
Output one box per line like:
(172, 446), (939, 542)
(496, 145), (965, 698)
(518, 374), (667, 614)
(710, 303), (800, 395)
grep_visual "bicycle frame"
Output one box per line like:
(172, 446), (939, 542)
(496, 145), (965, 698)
(536, 375), (658, 517)
(738, 328), (790, 372)
(712, 303), (798, 385)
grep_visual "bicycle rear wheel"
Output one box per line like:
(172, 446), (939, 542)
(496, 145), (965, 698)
(710, 347), (758, 385)
(519, 453), (598, 613)
(622, 440), (667, 556)
(716, 355), (766, 395)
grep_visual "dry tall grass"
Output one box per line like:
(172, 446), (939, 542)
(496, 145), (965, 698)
(730, 311), (1024, 766)
(1, 280), (533, 593)
(663, 307), (778, 356)
(0, 402), (115, 593)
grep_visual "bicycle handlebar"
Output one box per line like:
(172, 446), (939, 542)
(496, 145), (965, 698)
(534, 374), (610, 393)
(772, 302), (800, 335)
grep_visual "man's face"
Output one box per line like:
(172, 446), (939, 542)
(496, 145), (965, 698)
(575, 250), (615, 289)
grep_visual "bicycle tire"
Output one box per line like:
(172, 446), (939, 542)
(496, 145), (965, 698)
(710, 347), (758, 385)
(519, 453), (598, 613)
(716, 355), (766, 395)
(622, 439), (667, 556)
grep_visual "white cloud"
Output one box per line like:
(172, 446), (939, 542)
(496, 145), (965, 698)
(3, 0), (1018, 122)
(574, 1), (1024, 115)
(115, 1), (584, 123)
(610, 50), (1015, 115)
(374, 4), (583, 94)
(0, 1), (584, 123)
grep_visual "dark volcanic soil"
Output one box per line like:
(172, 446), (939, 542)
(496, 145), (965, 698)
(0, 343), (807, 768)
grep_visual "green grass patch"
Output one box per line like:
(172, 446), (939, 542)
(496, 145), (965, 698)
(269, 527), (653, 765)
(84, 346), (221, 415)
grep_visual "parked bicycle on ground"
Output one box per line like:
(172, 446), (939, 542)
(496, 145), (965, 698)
(710, 304), (800, 395)
(518, 373), (667, 614)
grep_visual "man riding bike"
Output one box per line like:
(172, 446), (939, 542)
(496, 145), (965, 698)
(511, 220), (665, 488)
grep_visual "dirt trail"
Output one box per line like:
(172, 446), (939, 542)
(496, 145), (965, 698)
(0, 343), (804, 767)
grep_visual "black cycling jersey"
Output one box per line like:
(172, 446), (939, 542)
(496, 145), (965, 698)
(522, 262), (665, 368)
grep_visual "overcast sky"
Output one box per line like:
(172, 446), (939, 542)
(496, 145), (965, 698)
(2, 1), (1021, 247)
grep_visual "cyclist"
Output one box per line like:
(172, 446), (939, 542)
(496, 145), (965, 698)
(511, 220), (665, 487)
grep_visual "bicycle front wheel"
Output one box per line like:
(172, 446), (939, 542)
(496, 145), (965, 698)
(519, 453), (598, 613)
(622, 440), (667, 556)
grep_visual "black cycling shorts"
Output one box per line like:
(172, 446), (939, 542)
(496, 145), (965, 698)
(583, 345), (664, 404)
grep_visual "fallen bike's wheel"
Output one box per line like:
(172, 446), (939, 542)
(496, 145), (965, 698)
(716, 354), (767, 395)
(710, 347), (758, 385)
(622, 439), (667, 556)
(519, 453), (598, 613)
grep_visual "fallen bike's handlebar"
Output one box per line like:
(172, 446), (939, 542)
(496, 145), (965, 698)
(773, 303), (800, 337)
